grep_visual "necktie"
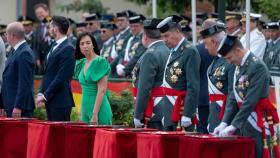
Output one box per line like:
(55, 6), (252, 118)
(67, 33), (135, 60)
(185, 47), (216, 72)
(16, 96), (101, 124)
(8, 48), (15, 58)
(47, 42), (58, 60)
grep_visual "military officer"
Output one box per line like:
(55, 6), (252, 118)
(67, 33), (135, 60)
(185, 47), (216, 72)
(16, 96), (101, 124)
(110, 10), (134, 77)
(100, 22), (117, 61)
(117, 14), (147, 77)
(225, 11), (243, 37)
(200, 19), (235, 133)
(263, 22), (280, 71)
(157, 15), (201, 131)
(213, 35), (279, 158)
(133, 18), (169, 130)
(85, 13), (103, 50)
(76, 22), (87, 37)
(18, 16), (36, 49)
(240, 13), (266, 60)
(67, 18), (77, 47)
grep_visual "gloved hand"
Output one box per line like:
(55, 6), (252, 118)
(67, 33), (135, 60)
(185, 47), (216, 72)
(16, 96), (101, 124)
(213, 122), (227, 136)
(219, 125), (237, 137)
(181, 116), (192, 127)
(116, 64), (125, 76)
(134, 118), (143, 128)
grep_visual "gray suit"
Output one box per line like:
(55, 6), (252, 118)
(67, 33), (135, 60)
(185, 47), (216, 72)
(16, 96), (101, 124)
(133, 40), (169, 129)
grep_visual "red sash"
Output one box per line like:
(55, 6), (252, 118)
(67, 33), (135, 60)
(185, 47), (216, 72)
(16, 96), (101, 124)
(237, 98), (279, 158)
(132, 87), (165, 118)
(209, 94), (227, 120)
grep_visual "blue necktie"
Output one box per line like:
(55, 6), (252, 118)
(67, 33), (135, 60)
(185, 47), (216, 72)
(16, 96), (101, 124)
(47, 42), (58, 60)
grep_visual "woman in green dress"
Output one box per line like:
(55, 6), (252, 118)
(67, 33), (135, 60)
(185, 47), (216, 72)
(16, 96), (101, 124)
(75, 32), (112, 125)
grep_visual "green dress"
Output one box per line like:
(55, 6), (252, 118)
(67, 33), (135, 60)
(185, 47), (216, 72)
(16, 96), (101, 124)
(75, 56), (112, 124)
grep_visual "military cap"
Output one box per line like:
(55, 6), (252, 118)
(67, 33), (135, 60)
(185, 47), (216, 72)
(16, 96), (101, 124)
(100, 22), (117, 30)
(240, 13), (261, 22)
(157, 15), (183, 33)
(197, 12), (208, 21)
(217, 35), (238, 56)
(76, 22), (87, 28)
(18, 16), (35, 25)
(129, 14), (146, 24)
(200, 21), (226, 39)
(266, 22), (280, 29)
(143, 18), (162, 29)
(181, 25), (192, 33)
(101, 14), (115, 22)
(225, 11), (242, 21)
(116, 10), (136, 18)
(85, 13), (101, 21)
(209, 12), (218, 19)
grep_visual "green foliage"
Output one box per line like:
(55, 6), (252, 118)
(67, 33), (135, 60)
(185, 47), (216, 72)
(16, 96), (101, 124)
(59, 0), (108, 13)
(109, 90), (134, 127)
(126, 0), (192, 18)
(251, 0), (280, 20)
(33, 107), (80, 121)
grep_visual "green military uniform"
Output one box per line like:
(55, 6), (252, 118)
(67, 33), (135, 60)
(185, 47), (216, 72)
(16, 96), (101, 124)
(263, 37), (280, 70)
(123, 32), (146, 77)
(223, 52), (270, 158)
(207, 57), (235, 133)
(110, 27), (132, 77)
(162, 38), (201, 129)
(100, 36), (115, 61)
(91, 30), (103, 50)
(133, 40), (169, 129)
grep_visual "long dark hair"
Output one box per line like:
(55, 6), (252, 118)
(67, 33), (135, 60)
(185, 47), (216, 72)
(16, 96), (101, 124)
(75, 32), (100, 60)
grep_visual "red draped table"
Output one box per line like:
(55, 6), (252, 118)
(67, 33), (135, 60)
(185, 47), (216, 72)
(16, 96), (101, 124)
(27, 121), (89, 158)
(93, 128), (156, 158)
(0, 118), (35, 158)
(137, 133), (255, 158)
(137, 131), (185, 158)
(179, 134), (255, 158)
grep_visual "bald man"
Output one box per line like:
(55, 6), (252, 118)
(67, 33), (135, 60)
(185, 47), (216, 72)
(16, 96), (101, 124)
(1, 22), (35, 118)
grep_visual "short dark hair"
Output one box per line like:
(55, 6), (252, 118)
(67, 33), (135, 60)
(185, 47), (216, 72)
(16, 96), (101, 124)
(34, 3), (49, 11)
(51, 15), (70, 35)
(75, 32), (100, 59)
(232, 39), (244, 51)
(144, 29), (161, 39)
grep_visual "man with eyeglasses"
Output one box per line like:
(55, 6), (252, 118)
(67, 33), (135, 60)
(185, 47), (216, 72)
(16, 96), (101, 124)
(116, 14), (147, 77)
(85, 13), (103, 50)
(110, 10), (134, 77)
(100, 23), (117, 62)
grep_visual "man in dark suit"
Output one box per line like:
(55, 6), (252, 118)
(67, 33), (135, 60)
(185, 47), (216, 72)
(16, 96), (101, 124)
(35, 16), (75, 121)
(1, 22), (35, 118)
(33, 3), (52, 74)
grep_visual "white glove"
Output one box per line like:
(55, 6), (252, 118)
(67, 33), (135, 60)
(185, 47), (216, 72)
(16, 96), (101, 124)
(116, 64), (125, 76)
(213, 122), (227, 136)
(181, 116), (192, 127)
(134, 118), (143, 128)
(219, 125), (237, 137)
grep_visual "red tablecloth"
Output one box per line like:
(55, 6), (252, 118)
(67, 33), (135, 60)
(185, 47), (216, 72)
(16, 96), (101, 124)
(0, 118), (35, 158)
(179, 134), (255, 158)
(137, 132), (185, 158)
(93, 128), (156, 158)
(64, 125), (111, 158)
(27, 122), (84, 158)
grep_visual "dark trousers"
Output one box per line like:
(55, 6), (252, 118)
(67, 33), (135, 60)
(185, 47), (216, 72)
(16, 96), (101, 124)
(240, 121), (263, 158)
(147, 121), (163, 130)
(197, 105), (209, 134)
(46, 106), (72, 121)
(5, 109), (34, 118)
